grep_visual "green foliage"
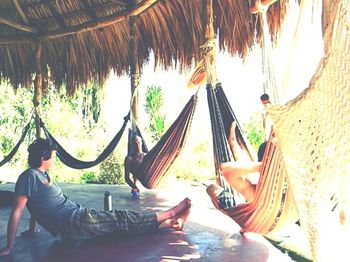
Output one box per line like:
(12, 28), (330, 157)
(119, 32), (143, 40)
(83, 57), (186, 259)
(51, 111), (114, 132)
(243, 112), (264, 152)
(1, 78), (268, 187)
(80, 171), (98, 184)
(0, 80), (119, 183)
(144, 85), (166, 142)
(0, 83), (34, 170)
(98, 153), (124, 185)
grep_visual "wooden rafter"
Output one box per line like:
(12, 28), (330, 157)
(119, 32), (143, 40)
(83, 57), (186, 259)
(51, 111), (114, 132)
(0, 0), (158, 44)
(45, 0), (67, 28)
(0, 16), (38, 33)
(12, 0), (29, 24)
(81, 1), (99, 22)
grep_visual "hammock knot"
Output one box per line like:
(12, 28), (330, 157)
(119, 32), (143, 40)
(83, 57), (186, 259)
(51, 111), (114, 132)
(200, 39), (216, 56)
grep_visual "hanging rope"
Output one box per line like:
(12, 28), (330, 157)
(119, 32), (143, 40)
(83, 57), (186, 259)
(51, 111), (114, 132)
(41, 113), (130, 169)
(0, 115), (34, 167)
(260, 11), (279, 103)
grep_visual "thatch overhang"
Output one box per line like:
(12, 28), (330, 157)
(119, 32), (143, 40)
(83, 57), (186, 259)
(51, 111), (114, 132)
(0, 0), (290, 94)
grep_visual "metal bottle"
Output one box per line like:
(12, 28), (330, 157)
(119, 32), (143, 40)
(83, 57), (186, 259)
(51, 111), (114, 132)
(104, 191), (112, 211)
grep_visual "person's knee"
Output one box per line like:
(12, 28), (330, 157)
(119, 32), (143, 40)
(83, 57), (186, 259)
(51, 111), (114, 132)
(206, 184), (223, 197)
(125, 156), (132, 164)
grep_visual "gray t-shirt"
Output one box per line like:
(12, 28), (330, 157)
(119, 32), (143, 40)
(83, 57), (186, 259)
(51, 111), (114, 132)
(15, 168), (82, 236)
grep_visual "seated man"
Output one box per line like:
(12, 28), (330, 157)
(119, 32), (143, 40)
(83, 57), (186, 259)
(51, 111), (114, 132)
(124, 135), (145, 196)
(0, 138), (191, 257)
(207, 122), (263, 207)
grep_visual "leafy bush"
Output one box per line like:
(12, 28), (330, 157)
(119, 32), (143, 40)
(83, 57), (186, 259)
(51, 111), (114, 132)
(243, 112), (264, 152)
(98, 153), (124, 184)
(80, 171), (98, 184)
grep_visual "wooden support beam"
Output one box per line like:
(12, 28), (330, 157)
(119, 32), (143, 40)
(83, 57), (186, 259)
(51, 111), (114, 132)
(33, 42), (43, 138)
(0, 0), (157, 45)
(12, 0), (30, 24)
(41, 0), (157, 40)
(129, 16), (140, 127)
(205, 0), (214, 40)
(202, 0), (218, 87)
(0, 16), (38, 33)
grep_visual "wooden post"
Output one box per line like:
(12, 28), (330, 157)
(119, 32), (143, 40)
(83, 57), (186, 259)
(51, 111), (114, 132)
(129, 16), (140, 130)
(33, 41), (42, 138)
(205, 0), (215, 41)
(203, 0), (217, 87)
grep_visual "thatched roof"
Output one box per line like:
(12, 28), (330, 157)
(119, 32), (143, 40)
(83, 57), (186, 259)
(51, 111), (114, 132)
(0, 0), (290, 94)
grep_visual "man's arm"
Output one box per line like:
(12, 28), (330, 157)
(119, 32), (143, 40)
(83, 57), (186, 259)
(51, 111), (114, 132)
(0, 195), (28, 256)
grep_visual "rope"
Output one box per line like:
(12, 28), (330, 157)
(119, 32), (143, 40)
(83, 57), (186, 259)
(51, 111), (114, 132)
(0, 110), (35, 167)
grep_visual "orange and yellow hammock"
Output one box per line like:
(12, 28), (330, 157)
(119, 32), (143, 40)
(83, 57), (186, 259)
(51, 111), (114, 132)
(206, 83), (298, 235)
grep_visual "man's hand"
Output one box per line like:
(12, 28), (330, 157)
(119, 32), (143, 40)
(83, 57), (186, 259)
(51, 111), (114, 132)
(21, 228), (40, 238)
(0, 246), (12, 256)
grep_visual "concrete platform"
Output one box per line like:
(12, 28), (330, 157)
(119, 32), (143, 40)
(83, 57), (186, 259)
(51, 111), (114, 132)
(0, 181), (293, 262)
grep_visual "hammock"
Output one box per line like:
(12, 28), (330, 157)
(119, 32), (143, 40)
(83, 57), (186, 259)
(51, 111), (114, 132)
(0, 118), (32, 167)
(41, 113), (129, 169)
(131, 95), (198, 189)
(267, 1), (350, 260)
(206, 83), (298, 235)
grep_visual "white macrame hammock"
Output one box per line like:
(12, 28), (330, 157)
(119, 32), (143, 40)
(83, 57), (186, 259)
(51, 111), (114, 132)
(267, 0), (350, 261)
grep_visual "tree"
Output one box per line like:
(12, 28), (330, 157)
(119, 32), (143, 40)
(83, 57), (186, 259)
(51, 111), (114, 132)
(144, 85), (166, 142)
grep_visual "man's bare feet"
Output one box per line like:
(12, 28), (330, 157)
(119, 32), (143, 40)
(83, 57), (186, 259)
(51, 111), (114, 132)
(167, 198), (191, 217)
(156, 198), (191, 228)
(159, 206), (191, 231)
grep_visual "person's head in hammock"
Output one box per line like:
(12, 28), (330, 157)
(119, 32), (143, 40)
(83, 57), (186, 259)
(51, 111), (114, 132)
(133, 135), (143, 154)
(260, 93), (270, 106)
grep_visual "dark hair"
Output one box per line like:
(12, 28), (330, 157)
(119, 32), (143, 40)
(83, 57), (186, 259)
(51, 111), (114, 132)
(27, 138), (56, 168)
(260, 93), (270, 101)
(257, 141), (267, 162)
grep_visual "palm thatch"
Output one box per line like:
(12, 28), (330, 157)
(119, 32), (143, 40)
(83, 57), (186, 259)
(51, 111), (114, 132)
(0, 0), (290, 94)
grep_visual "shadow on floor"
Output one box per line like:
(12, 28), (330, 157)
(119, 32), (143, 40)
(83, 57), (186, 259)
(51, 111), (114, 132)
(0, 182), (292, 262)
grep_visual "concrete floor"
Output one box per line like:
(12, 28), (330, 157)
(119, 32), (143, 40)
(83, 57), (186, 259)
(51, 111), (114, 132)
(0, 181), (294, 262)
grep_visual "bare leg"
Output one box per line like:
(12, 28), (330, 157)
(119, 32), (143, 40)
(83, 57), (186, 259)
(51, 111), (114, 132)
(228, 121), (242, 160)
(124, 156), (138, 190)
(220, 162), (260, 202)
(228, 122), (252, 161)
(132, 177), (139, 192)
(220, 161), (261, 180)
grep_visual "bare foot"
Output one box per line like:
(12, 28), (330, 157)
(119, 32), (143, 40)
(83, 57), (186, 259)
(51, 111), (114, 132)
(160, 207), (191, 231)
(156, 198), (191, 222)
(168, 198), (191, 217)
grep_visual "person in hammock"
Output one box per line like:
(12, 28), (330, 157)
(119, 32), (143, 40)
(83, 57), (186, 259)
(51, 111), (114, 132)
(260, 93), (272, 142)
(0, 138), (191, 257)
(124, 135), (145, 196)
(207, 122), (263, 207)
